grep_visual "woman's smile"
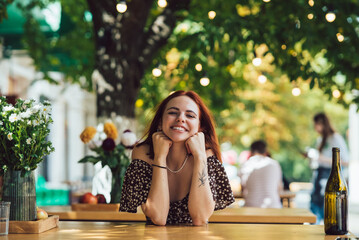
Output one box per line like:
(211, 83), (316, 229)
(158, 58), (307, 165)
(171, 125), (188, 132)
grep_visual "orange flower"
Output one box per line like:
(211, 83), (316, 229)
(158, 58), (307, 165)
(104, 122), (118, 140)
(80, 127), (97, 143)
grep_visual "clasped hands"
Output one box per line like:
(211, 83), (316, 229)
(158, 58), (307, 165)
(152, 131), (206, 164)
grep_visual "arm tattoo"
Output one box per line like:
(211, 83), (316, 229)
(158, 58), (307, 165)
(198, 161), (208, 187)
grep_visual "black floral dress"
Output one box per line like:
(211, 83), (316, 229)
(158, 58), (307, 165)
(120, 155), (235, 224)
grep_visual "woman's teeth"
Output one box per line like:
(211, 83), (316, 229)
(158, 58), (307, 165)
(172, 127), (185, 131)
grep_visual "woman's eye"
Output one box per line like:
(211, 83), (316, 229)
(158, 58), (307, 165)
(187, 114), (195, 118)
(168, 112), (177, 115)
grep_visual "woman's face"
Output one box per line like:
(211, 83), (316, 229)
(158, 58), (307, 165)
(161, 96), (200, 143)
(314, 122), (323, 134)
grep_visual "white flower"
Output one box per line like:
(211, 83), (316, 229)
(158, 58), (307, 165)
(42, 106), (51, 115)
(20, 110), (32, 119)
(7, 133), (13, 141)
(27, 120), (32, 126)
(26, 138), (32, 144)
(30, 105), (42, 114)
(24, 100), (31, 104)
(32, 119), (40, 126)
(0, 121), (3, 126)
(3, 106), (14, 112)
(121, 130), (137, 147)
(9, 113), (21, 122)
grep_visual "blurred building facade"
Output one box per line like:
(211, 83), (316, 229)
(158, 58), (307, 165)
(0, 48), (97, 186)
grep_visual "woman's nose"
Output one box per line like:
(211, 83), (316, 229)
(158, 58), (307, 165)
(176, 113), (185, 122)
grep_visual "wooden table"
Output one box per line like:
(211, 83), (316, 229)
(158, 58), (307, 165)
(43, 205), (316, 224)
(4, 221), (356, 240)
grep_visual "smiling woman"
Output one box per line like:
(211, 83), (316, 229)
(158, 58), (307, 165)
(119, 90), (234, 226)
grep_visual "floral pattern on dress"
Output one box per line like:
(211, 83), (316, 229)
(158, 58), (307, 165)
(120, 155), (235, 224)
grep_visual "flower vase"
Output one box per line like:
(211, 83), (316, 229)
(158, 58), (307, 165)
(110, 168), (125, 204)
(109, 152), (130, 203)
(2, 170), (37, 221)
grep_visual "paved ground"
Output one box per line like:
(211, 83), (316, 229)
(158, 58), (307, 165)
(293, 189), (359, 236)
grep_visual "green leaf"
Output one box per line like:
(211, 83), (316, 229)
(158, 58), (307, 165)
(78, 156), (100, 164)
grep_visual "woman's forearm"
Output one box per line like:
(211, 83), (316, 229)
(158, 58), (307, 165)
(142, 156), (170, 225)
(188, 155), (215, 225)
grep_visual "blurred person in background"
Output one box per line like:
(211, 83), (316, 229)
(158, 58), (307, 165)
(308, 112), (349, 224)
(238, 140), (283, 208)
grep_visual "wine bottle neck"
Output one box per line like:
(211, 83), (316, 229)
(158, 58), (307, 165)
(332, 150), (341, 171)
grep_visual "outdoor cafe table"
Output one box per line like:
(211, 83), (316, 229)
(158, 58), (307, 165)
(43, 205), (316, 224)
(4, 221), (356, 240)
(232, 190), (297, 208)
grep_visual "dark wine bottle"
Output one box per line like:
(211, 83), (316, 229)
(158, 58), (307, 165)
(324, 147), (348, 235)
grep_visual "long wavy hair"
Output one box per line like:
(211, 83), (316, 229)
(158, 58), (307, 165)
(138, 90), (222, 162)
(313, 112), (335, 152)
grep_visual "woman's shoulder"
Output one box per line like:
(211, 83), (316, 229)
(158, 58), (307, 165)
(131, 143), (152, 165)
(206, 149), (222, 166)
(206, 148), (215, 158)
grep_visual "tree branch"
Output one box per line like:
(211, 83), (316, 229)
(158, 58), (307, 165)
(139, 0), (191, 70)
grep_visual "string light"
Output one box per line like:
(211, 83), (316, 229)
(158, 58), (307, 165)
(332, 89), (341, 98)
(195, 63), (202, 72)
(208, 11), (216, 20)
(308, 0), (314, 7)
(152, 66), (162, 77)
(336, 33), (344, 42)
(158, 0), (167, 8)
(325, 12), (336, 22)
(252, 57), (262, 66)
(116, 1), (127, 13)
(258, 75), (267, 84)
(307, 13), (314, 20)
(292, 87), (301, 96)
(281, 44), (287, 50)
(263, 0), (271, 2)
(135, 99), (144, 108)
(200, 76), (210, 86)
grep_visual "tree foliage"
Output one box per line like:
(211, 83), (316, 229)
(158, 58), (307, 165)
(0, 0), (355, 181)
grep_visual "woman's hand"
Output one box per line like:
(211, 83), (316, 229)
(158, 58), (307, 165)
(152, 131), (172, 164)
(186, 132), (206, 159)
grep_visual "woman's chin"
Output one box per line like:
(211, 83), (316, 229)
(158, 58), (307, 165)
(168, 136), (189, 143)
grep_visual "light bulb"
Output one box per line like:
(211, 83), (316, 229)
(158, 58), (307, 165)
(152, 67), (162, 77)
(325, 12), (336, 22)
(263, 0), (271, 2)
(258, 75), (267, 84)
(292, 87), (301, 96)
(336, 33), (344, 42)
(200, 77), (210, 86)
(252, 57), (262, 66)
(308, 0), (314, 7)
(195, 63), (202, 72)
(307, 13), (314, 20)
(116, 2), (127, 13)
(208, 11), (216, 20)
(158, 0), (167, 8)
(332, 89), (341, 98)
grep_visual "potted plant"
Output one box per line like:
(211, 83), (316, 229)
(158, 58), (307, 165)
(0, 96), (54, 221)
(79, 121), (136, 203)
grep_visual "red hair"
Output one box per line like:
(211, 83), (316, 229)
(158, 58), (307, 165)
(138, 90), (222, 162)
